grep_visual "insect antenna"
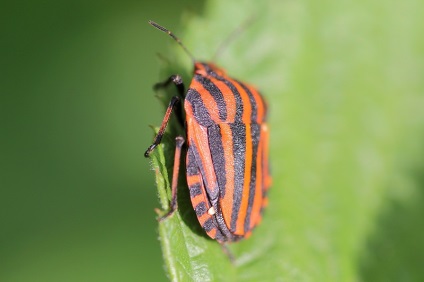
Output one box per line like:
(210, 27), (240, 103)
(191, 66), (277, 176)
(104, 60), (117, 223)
(149, 20), (196, 64)
(212, 15), (256, 61)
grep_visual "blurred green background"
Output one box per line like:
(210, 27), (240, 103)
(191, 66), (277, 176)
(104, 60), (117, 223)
(2, 0), (424, 281)
(1, 1), (204, 281)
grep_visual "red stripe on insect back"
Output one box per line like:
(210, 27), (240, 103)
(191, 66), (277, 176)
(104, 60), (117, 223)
(226, 78), (253, 123)
(217, 123), (235, 227)
(249, 124), (265, 231)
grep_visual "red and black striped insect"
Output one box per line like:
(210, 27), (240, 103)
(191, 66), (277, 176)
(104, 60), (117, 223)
(145, 20), (271, 243)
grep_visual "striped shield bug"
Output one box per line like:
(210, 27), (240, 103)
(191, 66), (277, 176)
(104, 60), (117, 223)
(145, 20), (271, 244)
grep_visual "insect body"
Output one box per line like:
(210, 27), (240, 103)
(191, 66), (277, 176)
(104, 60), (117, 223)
(145, 21), (271, 243)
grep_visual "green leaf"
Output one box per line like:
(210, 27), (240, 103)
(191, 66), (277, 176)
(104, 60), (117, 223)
(147, 0), (424, 280)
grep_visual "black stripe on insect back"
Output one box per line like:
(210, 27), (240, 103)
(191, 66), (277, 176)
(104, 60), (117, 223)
(195, 75), (227, 122)
(203, 217), (215, 232)
(186, 89), (213, 127)
(189, 183), (202, 198)
(195, 202), (208, 216)
(200, 62), (214, 72)
(229, 123), (247, 232)
(207, 124), (226, 198)
(186, 147), (204, 198)
(210, 74), (244, 122)
(238, 81), (258, 122)
(244, 123), (261, 233)
(186, 146), (198, 176)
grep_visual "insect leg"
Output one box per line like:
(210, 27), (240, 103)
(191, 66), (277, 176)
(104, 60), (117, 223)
(158, 136), (185, 221)
(220, 243), (236, 264)
(154, 74), (184, 96)
(144, 96), (180, 157)
(153, 74), (185, 128)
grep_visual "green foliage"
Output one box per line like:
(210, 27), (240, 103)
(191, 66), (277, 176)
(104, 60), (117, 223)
(148, 0), (424, 281)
